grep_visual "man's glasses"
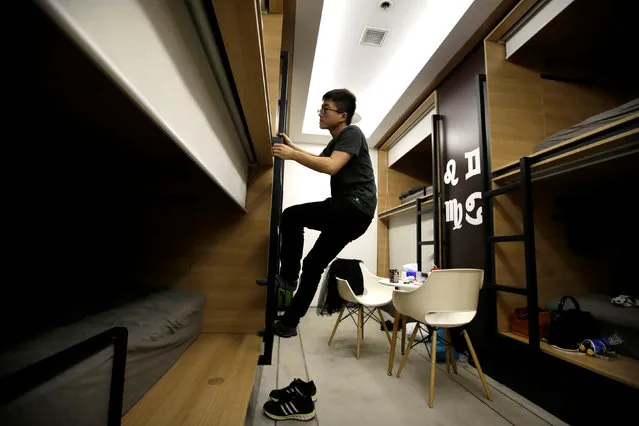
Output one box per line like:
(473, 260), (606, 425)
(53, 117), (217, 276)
(317, 106), (342, 116)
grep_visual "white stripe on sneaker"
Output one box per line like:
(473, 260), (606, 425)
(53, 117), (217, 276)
(281, 404), (289, 415)
(288, 401), (299, 413)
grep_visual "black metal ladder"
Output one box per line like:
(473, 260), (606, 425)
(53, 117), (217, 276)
(416, 114), (443, 272)
(482, 157), (540, 352)
(477, 74), (539, 352)
(257, 50), (289, 366)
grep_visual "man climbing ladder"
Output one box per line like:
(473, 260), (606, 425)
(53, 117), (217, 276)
(264, 89), (377, 421)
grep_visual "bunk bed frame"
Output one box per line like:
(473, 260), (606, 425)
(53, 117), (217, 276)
(480, 0), (639, 389)
(5, 1), (290, 425)
(0, 327), (128, 426)
(377, 92), (443, 273)
(481, 84), (639, 389)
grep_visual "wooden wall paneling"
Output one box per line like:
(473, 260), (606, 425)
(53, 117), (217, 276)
(540, 78), (623, 139)
(262, 13), (283, 136)
(213, 0), (273, 165)
(377, 149), (429, 275)
(377, 150), (390, 276)
(493, 183), (613, 334)
(178, 166), (272, 334)
(269, 0), (284, 14)
(386, 168), (429, 211)
(485, 2), (632, 172)
(484, 40), (545, 170)
(281, 0), (296, 132)
(485, 6), (637, 336)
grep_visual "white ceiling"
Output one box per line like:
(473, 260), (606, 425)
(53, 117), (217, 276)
(288, 0), (506, 146)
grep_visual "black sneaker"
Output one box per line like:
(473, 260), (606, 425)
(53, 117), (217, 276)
(263, 394), (315, 421)
(275, 274), (298, 291)
(273, 320), (298, 338)
(269, 378), (318, 402)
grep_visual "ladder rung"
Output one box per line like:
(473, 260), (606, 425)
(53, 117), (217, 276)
(483, 182), (521, 198)
(486, 283), (527, 295)
(418, 240), (434, 246)
(488, 235), (524, 243)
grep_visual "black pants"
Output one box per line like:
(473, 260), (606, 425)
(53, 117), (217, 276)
(279, 198), (372, 327)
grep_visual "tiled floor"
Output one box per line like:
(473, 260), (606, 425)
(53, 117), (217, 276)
(246, 313), (568, 426)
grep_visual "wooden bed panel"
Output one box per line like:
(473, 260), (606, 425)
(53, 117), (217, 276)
(541, 79), (622, 139)
(176, 166), (272, 334)
(21, 2), (274, 339)
(377, 150), (428, 275)
(494, 185), (612, 332)
(484, 40), (546, 170)
(485, 13), (635, 331)
(377, 150), (390, 276)
(387, 165), (430, 211)
(213, 0), (273, 165)
(122, 334), (262, 426)
(262, 13), (283, 136)
(485, 38), (631, 171)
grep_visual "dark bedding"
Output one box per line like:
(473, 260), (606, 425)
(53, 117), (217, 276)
(546, 293), (639, 358)
(534, 97), (639, 153)
(0, 288), (205, 426)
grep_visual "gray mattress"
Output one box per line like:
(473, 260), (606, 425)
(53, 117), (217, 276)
(0, 288), (205, 426)
(534, 97), (639, 153)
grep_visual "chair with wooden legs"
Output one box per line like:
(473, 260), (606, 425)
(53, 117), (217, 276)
(327, 263), (394, 359)
(387, 269), (492, 408)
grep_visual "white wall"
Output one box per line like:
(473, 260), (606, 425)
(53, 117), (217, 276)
(37, 0), (249, 208)
(282, 143), (379, 306)
(388, 110), (434, 166)
(389, 211), (435, 272)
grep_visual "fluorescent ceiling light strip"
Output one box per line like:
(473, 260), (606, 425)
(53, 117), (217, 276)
(302, 0), (473, 139)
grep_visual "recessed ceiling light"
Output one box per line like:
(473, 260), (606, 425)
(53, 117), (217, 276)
(379, 1), (394, 11)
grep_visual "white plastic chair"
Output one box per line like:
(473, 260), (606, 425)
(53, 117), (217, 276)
(388, 269), (492, 408)
(329, 263), (394, 359)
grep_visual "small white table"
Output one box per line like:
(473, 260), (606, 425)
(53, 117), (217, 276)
(378, 278), (422, 291)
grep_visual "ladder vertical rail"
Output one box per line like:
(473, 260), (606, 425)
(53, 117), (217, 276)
(478, 74), (498, 337)
(417, 198), (422, 272)
(521, 157), (540, 352)
(432, 114), (442, 268)
(260, 51), (289, 365)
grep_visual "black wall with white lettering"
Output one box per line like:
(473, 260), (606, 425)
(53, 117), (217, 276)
(437, 47), (486, 271)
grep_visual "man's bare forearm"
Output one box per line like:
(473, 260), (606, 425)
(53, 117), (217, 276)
(291, 143), (319, 157)
(292, 151), (334, 175)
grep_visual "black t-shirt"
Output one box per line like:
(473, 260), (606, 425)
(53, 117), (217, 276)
(321, 125), (377, 217)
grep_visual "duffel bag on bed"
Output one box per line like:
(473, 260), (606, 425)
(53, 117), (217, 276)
(548, 296), (597, 350)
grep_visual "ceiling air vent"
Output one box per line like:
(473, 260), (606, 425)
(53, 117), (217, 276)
(359, 26), (390, 47)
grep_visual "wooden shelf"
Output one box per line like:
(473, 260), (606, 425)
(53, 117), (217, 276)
(378, 195), (433, 220)
(500, 331), (639, 389)
(491, 115), (639, 186)
(122, 334), (262, 426)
